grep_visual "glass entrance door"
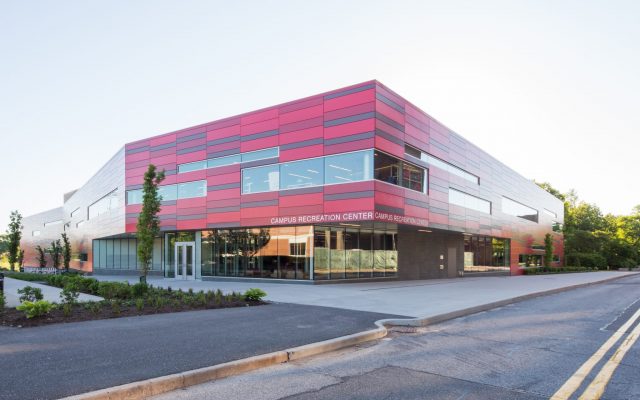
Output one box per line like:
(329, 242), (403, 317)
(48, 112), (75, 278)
(175, 242), (195, 280)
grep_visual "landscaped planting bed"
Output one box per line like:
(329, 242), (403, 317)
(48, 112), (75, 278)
(1, 273), (267, 328)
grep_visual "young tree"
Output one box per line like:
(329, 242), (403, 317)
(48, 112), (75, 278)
(137, 164), (165, 282)
(6, 210), (23, 271)
(544, 233), (554, 267)
(61, 233), (72, 273)
(35, 245), (47, 268)
(51, 240), (62, 269)
(17, 248), (24, 269)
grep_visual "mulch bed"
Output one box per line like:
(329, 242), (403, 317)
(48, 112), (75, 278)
(1, 300), (265, 328)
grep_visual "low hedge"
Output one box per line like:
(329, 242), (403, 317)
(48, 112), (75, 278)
(522, 266), (599, 275)
(6, 273), (141, 300)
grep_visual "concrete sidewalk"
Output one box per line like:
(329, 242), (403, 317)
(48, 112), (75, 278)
(4, 277), (102, 307)
(96, 271), (637, 317)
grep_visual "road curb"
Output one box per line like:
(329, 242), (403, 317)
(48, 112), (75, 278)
(61, 272), (637, 400)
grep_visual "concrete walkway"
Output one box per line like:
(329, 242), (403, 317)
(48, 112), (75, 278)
(4, 277), (103, 307)
(95, 271), (637, 317)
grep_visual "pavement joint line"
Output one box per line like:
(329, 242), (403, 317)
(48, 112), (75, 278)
(61, 272), (638, 400)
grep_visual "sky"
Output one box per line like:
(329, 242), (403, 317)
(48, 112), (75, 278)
(1, 0), (639, 231)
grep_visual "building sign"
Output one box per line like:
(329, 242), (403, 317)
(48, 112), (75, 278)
(269, 211), (428, 227)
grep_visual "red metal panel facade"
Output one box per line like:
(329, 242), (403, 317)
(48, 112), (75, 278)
(122, 80), (564, 275)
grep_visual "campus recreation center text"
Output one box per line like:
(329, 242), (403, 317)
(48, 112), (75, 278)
(270, 211), (428, 226)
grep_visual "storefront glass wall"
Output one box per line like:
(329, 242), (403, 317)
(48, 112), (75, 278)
(463, 235), (510, 272)
(200, 226), (312, 279)
(314, 226), (398, 280)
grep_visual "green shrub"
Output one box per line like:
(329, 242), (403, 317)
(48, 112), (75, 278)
(244, 288), (267, 302)
(16, 300), (54, 319)
(111, 301), (121, 315)
(17, 286), (44, 303)
(97, 282), (132, 300)
(131, 282), (149, 298)
(5, 272), (48, 282)
(0, 291), (6, 311)
(60, 283), (80, 305)
(135, 298), (145, 311)
(62, 303), (73, 317)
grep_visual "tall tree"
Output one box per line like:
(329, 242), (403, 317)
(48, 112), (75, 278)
(137, 164), (165, 282)
(61, 233), (72, 273)
(35, 245), (47, 267)
(50, 239), (62, 269)
(6, 211), (23, 271)
(543, 233), (553, 267)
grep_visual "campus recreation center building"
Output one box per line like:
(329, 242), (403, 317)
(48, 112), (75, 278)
(21, 81), (564, 282)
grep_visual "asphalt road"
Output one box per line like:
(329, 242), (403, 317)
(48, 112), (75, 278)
(0, 303), (399, 400)
(153, 274), (640, 400)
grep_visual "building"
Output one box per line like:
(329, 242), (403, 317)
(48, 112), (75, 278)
(21, 80), (564, 282)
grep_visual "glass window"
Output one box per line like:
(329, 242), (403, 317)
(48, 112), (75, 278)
(32, 230), (41, 236)
(374, 151), (401, 185)
(329, 227), (346, 279)
(113, 239), (121, 269)
(295, 226), (313, 280)
(404, 144), (422, 158)
(89, 190), (119, 220)
(449, 188), (491, 214)
(401, 162), (425, 192)
(242, 165), (279, 194)
(70, 207), (81, 217)
(280, 158), (324, 190)
(44, 220), (63, 227)
(178, 180), (206, 199)
(128, 239), (137, 270)
(207, 154), (241, 169)
(359, 230), (373, 278)
(313, 227), (330, 280)
(373, 231), (386, 277)
(241, 147), (279, 162)
(126, 189), (143, 205)
(502, 197), (538, 223)
(544, 209), (557, 218)
(416, 151), (479, 184)
(344, 229), (360, 279)
(158, 185), (178, 201)
(324, 150), (373, 185)
(178, 160), (207, 174)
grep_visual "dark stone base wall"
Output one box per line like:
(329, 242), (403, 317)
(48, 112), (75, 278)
(397, 229), (464, 280)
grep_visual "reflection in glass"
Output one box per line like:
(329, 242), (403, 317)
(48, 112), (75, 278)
(208, 154), (241, 169)
(324, 151), (373, 185)
(314, 227), (330, 280)
(280, 158), (324, 190)
(242, 165), (280, 194)
(502, 197), (538, 223)
(241, 147), (279, 162)
(464, 235), (510, 272)
(178, 160), (207, 174)
(178, 180), (206, 199)
(330, 227), (345, 279)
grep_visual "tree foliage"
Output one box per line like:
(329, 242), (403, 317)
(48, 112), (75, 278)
(537, 182), (639, 269)
(50, 239), (62, 269)
(6, 210), (23, 271)
(544, 233), (553, 267)
(137, 164), (165, 278)
(61, 233), (72, 272)
(35, 245), (47, 268)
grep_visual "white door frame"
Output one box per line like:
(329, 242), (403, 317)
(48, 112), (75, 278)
(174, 241), (196, 280)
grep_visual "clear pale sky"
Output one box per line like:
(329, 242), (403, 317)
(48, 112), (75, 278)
(1, 0), (639, 231)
